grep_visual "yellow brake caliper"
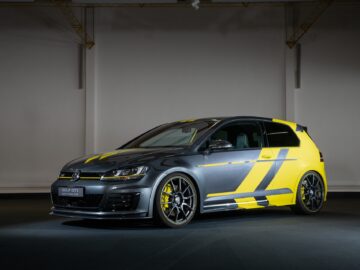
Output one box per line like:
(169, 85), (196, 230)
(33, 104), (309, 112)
(301, 184), (305, 201)
(161, 183), (173, 211)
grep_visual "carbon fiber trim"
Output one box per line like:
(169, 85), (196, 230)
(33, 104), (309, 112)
(205, 188), (293, 203)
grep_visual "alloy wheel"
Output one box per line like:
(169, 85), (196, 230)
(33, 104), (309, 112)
(160, 175), (196, 225)
(301, 173), (324, 212)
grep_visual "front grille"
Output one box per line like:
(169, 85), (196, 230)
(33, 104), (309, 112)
(52, 193), (103, 209)
(61, 172), (103, 178)
(104, 193), (140, 212)
(80, 172), (103, 178)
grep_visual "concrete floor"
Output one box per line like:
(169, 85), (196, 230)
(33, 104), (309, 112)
(0, 194), (359, 270)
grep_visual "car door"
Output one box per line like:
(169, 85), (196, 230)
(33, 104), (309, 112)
(196, 120), (273, 211)
(259, 120), (302, 207)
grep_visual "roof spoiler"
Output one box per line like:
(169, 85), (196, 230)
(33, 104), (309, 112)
(296, 124), (308, 132)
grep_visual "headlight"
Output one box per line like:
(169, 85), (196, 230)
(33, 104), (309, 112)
(101, 166), (148, 181)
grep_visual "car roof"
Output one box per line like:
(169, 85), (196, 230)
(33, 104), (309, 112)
(176, 117), (299, 129)
(183, 116), (272, 122)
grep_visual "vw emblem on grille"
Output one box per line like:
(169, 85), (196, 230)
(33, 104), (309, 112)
(71, 170), (81, 181)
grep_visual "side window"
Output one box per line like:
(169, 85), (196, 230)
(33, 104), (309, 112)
(264, 122), (300, 147)
(209, 122), (263, 150)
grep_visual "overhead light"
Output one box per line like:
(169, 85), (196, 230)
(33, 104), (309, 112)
(192, 0), (200, 10)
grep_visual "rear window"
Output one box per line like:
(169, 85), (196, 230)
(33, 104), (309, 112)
(264, 122), (300, 147)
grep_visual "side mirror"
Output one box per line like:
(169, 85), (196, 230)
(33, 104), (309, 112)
(208, 139), (233, 151)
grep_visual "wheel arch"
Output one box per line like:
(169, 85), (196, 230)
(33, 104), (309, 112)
(292, 169), (327, 204)
(147, 167), (202, 218)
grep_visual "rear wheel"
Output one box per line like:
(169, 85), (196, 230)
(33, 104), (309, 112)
(155, 173), (197, 228)
(291, 171), (325, 214)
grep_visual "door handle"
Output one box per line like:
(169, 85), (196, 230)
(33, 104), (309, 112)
(261, 154), (272, 159)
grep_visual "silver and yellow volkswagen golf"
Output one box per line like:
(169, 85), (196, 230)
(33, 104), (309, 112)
(51, 116), (327, 228)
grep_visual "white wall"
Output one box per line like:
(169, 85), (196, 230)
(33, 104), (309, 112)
(0, 9), (85, 192)
(95, 8), (286, 151)
(294, 5), (360, 191)
(0, 5), (359, 192)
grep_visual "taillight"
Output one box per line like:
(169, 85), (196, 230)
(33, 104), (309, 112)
(320, 152), (324, 162)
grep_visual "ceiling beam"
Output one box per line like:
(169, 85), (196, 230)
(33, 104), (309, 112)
(286, 0), (334, 49)
(51, 0), (95, 49)
(0, 0), (357, 8)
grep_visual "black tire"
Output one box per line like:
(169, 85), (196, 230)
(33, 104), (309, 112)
(154, 173), (197, 228)
(291, 171), (325, 215)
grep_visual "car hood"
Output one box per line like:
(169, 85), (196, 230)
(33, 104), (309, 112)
(62, 147), (186, 173)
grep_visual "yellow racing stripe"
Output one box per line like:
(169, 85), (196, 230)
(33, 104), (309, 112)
(178, 119), (197, 123)
(206, 149), (281, 200)
(197, 160), (256, 168)
(84, 155), (101, 164)
(84, 149), (143, 164)
(198, 162), (230, 168)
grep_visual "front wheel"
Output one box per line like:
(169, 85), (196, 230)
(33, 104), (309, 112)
(291, 171), (325, 214)
(155, 173), (197, 228)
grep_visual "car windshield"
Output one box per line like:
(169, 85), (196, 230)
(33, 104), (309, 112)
(123, 120), (218, 148)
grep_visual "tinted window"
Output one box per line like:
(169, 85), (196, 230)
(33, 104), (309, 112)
(264, 122), (300, 147)
(208, 122), (263, 150)
(139, 127), (198, 147)
(123, 120), (217, 148)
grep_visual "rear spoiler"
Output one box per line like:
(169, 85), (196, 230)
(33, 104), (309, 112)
(296, 124), (308, 132)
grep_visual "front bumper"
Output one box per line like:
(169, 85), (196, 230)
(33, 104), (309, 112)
(50, 179), (153, 219)
(50, 208), (150, 220)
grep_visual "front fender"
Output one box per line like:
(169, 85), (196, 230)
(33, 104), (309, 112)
(147, 167), (202, 218)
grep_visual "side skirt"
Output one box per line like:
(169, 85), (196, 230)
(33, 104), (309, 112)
(202, 188), (293, 213)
